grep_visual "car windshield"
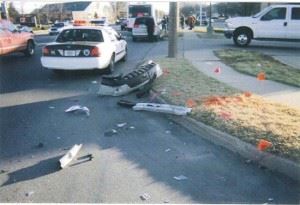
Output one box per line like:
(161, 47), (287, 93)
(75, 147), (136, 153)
(252, 7), (271, 18)
(53, 23), (65, 27)
(56, 29), (104, 42)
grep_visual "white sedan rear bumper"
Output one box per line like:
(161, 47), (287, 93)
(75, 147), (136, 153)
(41, 56), (109, 70)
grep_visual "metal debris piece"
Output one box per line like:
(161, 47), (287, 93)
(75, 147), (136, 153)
(117, 99), (136, 108)
(98, 61), (162, 96)
(77, 154), (94, 161)
(173, 175), (188, 180)
(133, 103), (192, 115)
(65, 105), (90, 116)
(129, 126), (135, 129)
(117, 123), (127, 128)
(25, 191), (34, 197)
(91, 81), (98, 84)
(59, 144), (83, 169)
(49, 106), (55, 109)
(268, 198), (274, 202)
(104, 129), (118, 137)
(0, 169), (8, 174)
(165, 130), (171, 134)
(165, 148), (171, 152)
(140, 193), (151, 201)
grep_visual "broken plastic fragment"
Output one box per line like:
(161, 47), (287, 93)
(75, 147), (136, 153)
(65, 105), (90, 116)
(59, 144), (82, 169)
(165, 130), (171, 134)
(244, 91), (252, 97)
(186, 99), (197, 108)
(25, 191), (34, 197)
(104, 129), (118, 137)
(140, 193), (151, 201)
(165, 148), (171, 152)
(257, 72), (266, 81)
(173, 175), (188, 180)
(91, 81), (98, 84)
(129, 126), (135, 129)
(257, 139), (272, 151)
(49, 106), (55, 109)
(117, 123), (127, 128)
(219, 112), (232, 120)
(133, 103), (192, 115)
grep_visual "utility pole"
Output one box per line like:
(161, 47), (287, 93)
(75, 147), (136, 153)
(168, 2), (178, 58)
(199, 2), (202, 26)
(207, 1), (213, 34)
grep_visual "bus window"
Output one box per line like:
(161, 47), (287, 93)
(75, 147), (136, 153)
(129, 5), (152, 18)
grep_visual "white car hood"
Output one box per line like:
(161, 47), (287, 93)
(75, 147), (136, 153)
(226, 16), (253, 25)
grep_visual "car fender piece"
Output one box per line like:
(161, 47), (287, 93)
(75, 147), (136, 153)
(59, 144), (82, 169)
(133, 103), (192, 115)
(98, 61), (162, 96)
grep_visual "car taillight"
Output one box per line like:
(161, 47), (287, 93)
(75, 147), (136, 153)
(90, 47), (100, 57)
(134, 24), (139, 28)
(42, 47), (49, 56)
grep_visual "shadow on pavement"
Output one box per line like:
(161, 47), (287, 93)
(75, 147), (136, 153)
(1, 155), (62, 187)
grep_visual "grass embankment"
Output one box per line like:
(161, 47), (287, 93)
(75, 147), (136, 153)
(215, 49), (300, 87)
(153, 58), (300, 163)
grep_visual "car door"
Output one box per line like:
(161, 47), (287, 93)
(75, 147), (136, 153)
(0, 21), (14, 54)
(7, 22), (26, 51)
(254, 7), (287, 39)
(287, 6), (300, 39)
(108, 32), (123, 62)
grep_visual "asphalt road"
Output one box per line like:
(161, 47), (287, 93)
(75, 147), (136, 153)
(0, 33), (299, 203)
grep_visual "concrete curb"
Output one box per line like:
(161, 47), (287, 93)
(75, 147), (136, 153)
(152, 91), (300, 182)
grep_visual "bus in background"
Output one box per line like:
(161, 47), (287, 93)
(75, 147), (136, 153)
(127, 3), (165, 31)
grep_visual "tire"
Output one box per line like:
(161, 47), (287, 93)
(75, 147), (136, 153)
(24, 40), (35, 57)
(121, 47), (127, 62)
(105, 54), (115, 74)
(233, 30), (251, 47)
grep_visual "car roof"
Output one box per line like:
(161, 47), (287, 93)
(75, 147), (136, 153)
(62, 26), (104, 30)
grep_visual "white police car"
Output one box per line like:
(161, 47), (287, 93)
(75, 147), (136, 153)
(41, 25), (127, 73)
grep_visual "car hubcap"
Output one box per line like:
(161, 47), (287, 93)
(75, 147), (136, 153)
(237, 34), (248, 45)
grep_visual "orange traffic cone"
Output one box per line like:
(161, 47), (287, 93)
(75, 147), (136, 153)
(257, 72), (266, 81)
(257, 139), (272, 151)
(214, 66), (221, 74)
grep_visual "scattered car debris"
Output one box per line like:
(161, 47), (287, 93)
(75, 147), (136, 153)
(268, 198), (274, 202)
(133, 103), (192, 115)
(173, 175), (188, 180)
(257, 63), (262, 67)
(245, 159), (252, 164)
(140, 193), (151, 201)
(25, 191), (35, 197)
(91, 81), (98, 84)
(129, 126), (135, 129)
(98, 61), (162, 96)
(165, 148), (171, 152)
(49, 106), (55, 109)
(77, 154), (94, 161)
(57, 137), (61, 140)
(117, 123), (127, 128)
(117, 99), (136, 108)
(59, 144), (83, 169)
(0, 169), (8, 174)
(104, 129), (118, 137)
(65, 105), (90, 116)
(165, 130), (171, 134)
(257, 72), (266, 81)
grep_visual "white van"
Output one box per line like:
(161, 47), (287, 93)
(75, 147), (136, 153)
(224, 5), (300, 46)
(132, 16), (162, 42)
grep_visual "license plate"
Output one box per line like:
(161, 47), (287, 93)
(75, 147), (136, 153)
(64, 50), (76, 56)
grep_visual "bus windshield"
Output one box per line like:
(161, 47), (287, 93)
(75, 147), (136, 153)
(128, 5), (152, 18)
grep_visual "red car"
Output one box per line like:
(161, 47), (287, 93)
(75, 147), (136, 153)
(0, 19), (35, 57)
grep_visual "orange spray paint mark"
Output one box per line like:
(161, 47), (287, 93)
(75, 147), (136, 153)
(257, 72), (266, 81)
(186, 99), (197, 108)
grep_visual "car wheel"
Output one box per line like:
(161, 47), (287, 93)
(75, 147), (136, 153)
(105, 54), (115, 74)
(24, 41), (35, 57)
(233, 30), (251, 47)
(121, 47), (127, 62)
